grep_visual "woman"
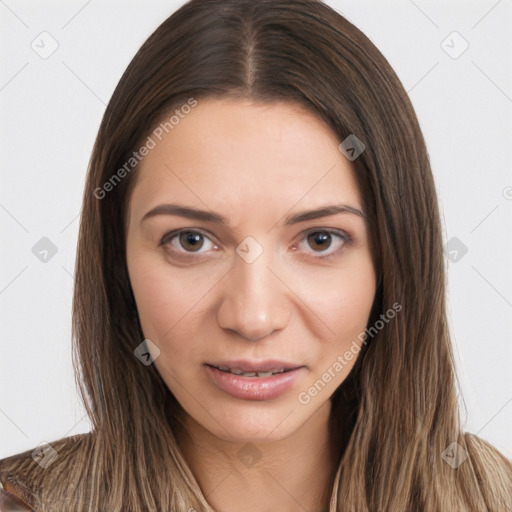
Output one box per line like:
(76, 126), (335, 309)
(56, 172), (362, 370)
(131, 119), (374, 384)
(1, 0), (511, 510)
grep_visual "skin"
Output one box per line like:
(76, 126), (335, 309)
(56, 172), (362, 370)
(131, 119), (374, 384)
(126, 98), (376, 511)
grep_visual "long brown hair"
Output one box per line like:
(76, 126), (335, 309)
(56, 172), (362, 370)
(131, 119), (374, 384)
(8, 0), (511, 510)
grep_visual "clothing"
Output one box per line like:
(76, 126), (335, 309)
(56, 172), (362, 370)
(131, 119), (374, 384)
(0, 433), (91, 512)
(0, 480), (33, 511)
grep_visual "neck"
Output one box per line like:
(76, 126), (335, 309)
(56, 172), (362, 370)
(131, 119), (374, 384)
(173, 399), (343, 512)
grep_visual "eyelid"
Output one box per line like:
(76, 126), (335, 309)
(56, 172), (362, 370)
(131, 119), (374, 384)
(302, 227), (351, 241)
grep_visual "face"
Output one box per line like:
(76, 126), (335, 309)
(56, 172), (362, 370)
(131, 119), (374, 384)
(126, 98), (376, 443)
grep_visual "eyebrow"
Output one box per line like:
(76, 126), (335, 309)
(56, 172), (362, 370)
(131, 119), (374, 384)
(141, 203), (365, 226)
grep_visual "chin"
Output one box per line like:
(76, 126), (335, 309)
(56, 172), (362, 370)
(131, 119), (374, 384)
(197, 397), (312, 444)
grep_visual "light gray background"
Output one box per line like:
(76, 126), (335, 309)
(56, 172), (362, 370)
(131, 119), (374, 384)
(1, 0), (511, 459)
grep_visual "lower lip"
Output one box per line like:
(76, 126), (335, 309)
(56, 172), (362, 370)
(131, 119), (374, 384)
(204, 364), (305, 401)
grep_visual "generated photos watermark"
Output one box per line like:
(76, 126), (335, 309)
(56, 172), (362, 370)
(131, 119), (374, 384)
(94, 97), (198, 200)
(134, 338), (161, 365)
(297, 301), (402, 405)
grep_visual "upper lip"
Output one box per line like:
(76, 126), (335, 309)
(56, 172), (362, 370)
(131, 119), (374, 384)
(206, 359), (304, 372)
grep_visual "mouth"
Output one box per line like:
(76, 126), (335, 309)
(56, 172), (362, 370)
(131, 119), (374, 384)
(205, 364), (297, 378)
(203, 362), (306, 401)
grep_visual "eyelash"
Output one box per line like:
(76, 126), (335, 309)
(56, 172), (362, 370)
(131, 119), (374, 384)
(159, 228), (352, 262)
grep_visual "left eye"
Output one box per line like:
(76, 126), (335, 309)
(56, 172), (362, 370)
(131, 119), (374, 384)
(297, 230), (351, 258)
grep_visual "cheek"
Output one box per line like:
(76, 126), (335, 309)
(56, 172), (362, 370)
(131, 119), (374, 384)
(333, 269), (375, 335)
(127, 250), (190, 339)
(128, 262), (205, 385)
(130, 270), (176, 335)
(293, 251), (376, 341)
(296, 262), (375, 399)
(127, 251), (218, 361)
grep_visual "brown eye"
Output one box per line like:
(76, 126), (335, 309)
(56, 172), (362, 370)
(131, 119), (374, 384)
(179, 231), (204, 252)
(161, 229), (217, 257)
(306, 231), (332, 252)
(298, 229), (351, 260)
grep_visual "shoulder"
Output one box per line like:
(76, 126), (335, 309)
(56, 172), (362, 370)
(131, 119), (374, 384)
(462, 432), (512, 509)
(0, 480), (33, 511)
(0, 432), (95, 511)
(463, 431), (512, 473)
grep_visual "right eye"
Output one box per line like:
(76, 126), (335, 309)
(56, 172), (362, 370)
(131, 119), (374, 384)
(160, 229), (219, 257)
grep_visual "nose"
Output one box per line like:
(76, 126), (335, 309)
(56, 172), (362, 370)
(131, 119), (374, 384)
(216, 247), (291, 341)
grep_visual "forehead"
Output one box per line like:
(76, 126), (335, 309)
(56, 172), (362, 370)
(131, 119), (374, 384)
(128, 98), (361, 225)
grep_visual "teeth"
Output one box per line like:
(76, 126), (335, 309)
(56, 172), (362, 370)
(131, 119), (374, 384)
(214, 366), (287, 377)
(256, 371), (274, 377)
